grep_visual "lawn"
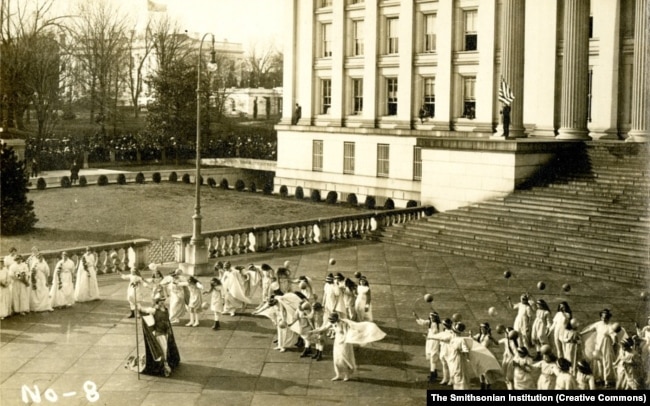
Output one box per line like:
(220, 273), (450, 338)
(5, 184), (364, 253)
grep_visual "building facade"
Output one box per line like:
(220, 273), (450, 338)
(275, 0), (648, 209)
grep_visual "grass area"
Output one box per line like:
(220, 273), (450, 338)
(5, 183), (364, 253)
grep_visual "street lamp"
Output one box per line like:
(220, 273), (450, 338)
(187, 33), (217, 274)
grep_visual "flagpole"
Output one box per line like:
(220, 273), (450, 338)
(134, 282), (140, 380)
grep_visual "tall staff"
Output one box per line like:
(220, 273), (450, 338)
(133, 282), (140, 380)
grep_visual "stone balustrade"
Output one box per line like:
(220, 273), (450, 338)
(19, 239), (150, 277)
(172, 206), (434, 261)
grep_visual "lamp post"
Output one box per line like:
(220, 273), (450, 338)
(186, 33), (217, 275)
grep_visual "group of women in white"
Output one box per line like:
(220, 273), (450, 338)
(0, 247), (101, 320)
(414, 291), (648, 390)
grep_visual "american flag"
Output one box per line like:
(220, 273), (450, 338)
(498, 76), (514, 106)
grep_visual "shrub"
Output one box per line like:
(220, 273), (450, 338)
(168, 172), (178, 182)
(346, 193), (358, 206)
(424, 206), (436, 216)
(235, 179), (245, 191)
(220, 178), (229, 190)
(135, 172), (145, 184)
(36, 177), (47, 190)
(384, 198), (395, 210)
(97, 175), (109, 186)
(117, 173), (127, 185)
(279, 185), (288, 198)
(364, 195), (376, 210)
(406, 199), (418, 208)
(310, 189), (321, 202)
(152, 172), (161, 183)
(326, 191), (338, 204)
(249, 182), (257, 193)
(295, 186), (304, 200)
(60, 176), (71, 188)
(0, 143), (37, 235)
(197, 175), (203, 185)
(207, 177), (217, 188)
(182, 173), (191, 184)
(263, 182), (273, 195)
(79, 176), (87, 187)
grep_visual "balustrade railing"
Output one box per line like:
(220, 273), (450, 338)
(172, 206), (433, 261)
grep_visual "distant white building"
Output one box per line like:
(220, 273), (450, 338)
(225, 88), (283, 118)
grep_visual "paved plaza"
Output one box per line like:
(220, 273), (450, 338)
(1, 240), (645, 405)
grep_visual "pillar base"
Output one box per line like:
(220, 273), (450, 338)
(181, 242), (210, 276)
(626, 130), (650, 142)
(557, 128), (591, 140)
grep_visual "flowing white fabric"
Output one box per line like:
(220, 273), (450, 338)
(342, 319), (386, 345)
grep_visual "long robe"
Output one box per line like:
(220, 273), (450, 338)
(222, 270), (250, 313)
(549, 311), (571, 358)
(512, 302), (533, 348)
(164, 279), (187, 323)
(0, 266), (13, 318)
(126, 306), (181, 376)
(581, 320), (616, 383)
(533, 360), (557, 390)
(74, 253), (100, 302)
(354, 284), (372, 322)
(530, 308), (551, 350)
(30, 260), (52, 312)
(10, 262), (31, 313)
(50, 259), (76, 308)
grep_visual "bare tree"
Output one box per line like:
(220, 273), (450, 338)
(244, 40), (283, 89)
(67, 1), (130, 134)
(126, 22), (154, 118)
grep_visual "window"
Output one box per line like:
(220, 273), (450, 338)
(352, 20), (364, 56)
(377, 144), (390, 177)
(424, 14), (436, 52)
(352, 78), (363, 114)
(313, 140), (323, 171)
(413, 146), (422, 181)
(321, 0), (332, 7)
(322, 23), (332, 57)
(422, 78), (435, 118)
(387, 78), (398, 116)
(348, 0), (363, 4)
(387, 17), (399, 54)
(462, 76), (476, 119)
(344, 142), (355, 174)
(321, 79), (332, 114)
(464, 10), (477, 51)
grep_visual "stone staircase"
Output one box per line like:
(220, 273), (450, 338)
(379, 142), (650, 284)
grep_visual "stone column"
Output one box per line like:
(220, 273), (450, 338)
(361, 0), (378, 128)
(432, 0), (453, 130)
(627, 0), (649, 142)
(330, 0), (345, 126)
(296, 0), (314, 125)
(280, 0), (297, 125)
(498, 0), (525, 138)
(396, 0), (414, 129)
(557, 0), (591, 140)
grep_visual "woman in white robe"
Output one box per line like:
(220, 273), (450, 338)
(161, 270), (186, 324)
(30, 254), (53, 312)
(50, 252), (76, 308)
(10, 255), (31, 314)
(74, 248), (100, 302)
(354, 277), (372, 322)
(0, 258), (13, 319)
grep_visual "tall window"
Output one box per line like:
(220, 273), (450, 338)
(387, 17), (399, 54)
(377, 144), (390, 177)
(321, 79), (332, 114)
(348, 0), (363, 4)
(321, 0), (332, 7)
(313, 140), (323, 171)
(464, 10), (477, 51)
(352, 78), (363, 114)
(413, 146), (422, 181)
(322, 23), (332, 57)
(424, 14), (436, 52)
(423, 78), (435, 118)
(344, 142), (355, 174)
(352, 20), (364, 56)
(462, 76), (476, 119)
(387, 78), (398, 116)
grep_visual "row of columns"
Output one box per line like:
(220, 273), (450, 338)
(503, 0), (648, 141)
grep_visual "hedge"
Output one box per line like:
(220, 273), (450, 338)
(37, 177), (47, 190)
(220, 178), (229, 190)
(60, 176), (71, 188)
(310, 189), (321, 202)
(295, 186), (304, 200)
(182, 173), (191, 184)
(79, 176), (87, 186)
(235, 179), (245, 191)
(346, 193), (358, 206)
(135, 172), (145, 184)
(263, 182), (273, 195)
(169, 172), (178, 182)
(364, 195), (376, 210)
(207, 177), (217, 188)
(279, 185), (288, 198)
(384, 198), (395, 210)
(249, 182), (257, 193)
(152, 172), (161, 183)
(97, 175), (109, 186)
(326, 191), (338, 204)
(406, 199), (418, 208)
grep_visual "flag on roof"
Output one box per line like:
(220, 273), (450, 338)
(147, 0), (167, 12)
(498, 76), (514, 106)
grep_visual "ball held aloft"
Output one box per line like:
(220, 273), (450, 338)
(329, 258), (336, 265)
(537, 281), (546, 290)
(503, 271), (512, 279)
(424, 293), (434, 303)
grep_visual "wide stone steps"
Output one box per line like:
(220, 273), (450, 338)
(378, 143), (649, 284)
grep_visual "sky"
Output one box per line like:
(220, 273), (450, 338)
(49, 0), (285, 51)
